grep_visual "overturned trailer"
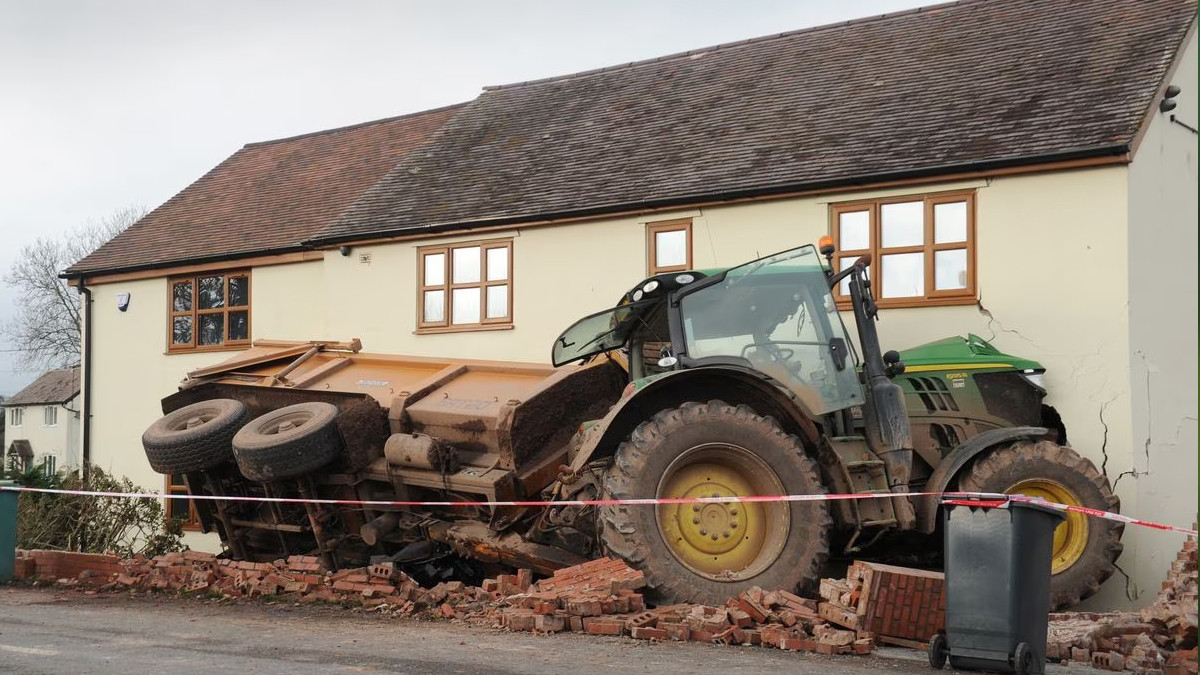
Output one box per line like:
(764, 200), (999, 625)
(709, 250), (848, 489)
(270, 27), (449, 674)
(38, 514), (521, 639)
(145, 242), (1120, 609)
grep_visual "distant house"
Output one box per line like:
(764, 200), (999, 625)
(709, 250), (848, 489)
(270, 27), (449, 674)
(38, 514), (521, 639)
(3, 367), (81, 474)
(64, 0), (1196, 609)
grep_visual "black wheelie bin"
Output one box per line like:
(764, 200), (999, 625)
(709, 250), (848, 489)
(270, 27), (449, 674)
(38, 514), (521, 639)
(928, 497), (1066, 675)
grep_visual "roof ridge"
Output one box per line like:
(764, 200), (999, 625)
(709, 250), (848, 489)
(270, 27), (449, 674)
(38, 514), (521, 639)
(482, 0), (966, 91)
(243, 101), (470, 149)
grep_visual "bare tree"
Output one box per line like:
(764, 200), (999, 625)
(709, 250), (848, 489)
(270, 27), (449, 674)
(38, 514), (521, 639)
(2, 206), (147, 371)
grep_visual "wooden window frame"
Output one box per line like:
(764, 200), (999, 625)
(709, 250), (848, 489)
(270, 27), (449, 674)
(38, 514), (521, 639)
(416, 238), (513, 334)
(831, 190), (977, 309)
(646, 219), (693, 276)
(43, 405), (57, 427)
(165, 473), (201, 531)
(167, 271), (252, 353)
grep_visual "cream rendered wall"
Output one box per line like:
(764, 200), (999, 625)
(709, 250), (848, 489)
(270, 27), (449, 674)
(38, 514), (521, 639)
(88, 166), (1143, 600)
(6, 399), (80, 469)
(86, 262), (326, 551)
(1126, 32), (1198, 608)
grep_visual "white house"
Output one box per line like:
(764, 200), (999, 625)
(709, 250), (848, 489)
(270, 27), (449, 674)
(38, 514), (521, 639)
(3, 367), (81, 475)
(64, 0), (1197, 610)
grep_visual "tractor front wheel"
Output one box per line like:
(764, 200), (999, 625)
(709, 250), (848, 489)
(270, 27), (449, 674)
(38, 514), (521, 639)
(599, 400), (831, 606)
(958, 440), (1123, 610)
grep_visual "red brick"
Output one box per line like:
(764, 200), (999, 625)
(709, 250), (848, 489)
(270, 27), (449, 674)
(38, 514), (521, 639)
(582, 618), (624, 636)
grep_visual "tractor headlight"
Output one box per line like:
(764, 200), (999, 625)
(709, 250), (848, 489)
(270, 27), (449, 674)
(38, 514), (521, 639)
(1021, 369), (1046, 390)
(642, 280), (660, 294)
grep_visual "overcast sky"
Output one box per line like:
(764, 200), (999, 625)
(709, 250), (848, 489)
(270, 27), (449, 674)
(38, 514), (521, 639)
(0, 0), (930, 396)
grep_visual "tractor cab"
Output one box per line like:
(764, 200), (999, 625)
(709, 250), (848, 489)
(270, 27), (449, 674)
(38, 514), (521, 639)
(552, 244), (866, 417)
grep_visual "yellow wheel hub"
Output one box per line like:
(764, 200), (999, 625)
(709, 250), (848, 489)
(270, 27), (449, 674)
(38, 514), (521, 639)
(1007, 479), (1087, 575)
(657, 444), (788, 580)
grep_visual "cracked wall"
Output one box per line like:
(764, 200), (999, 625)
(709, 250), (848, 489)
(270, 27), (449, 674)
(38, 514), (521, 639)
(1125, 31), (1198, 610)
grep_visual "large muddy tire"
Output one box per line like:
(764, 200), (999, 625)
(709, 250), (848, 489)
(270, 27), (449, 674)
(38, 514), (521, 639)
(958, 440), (1123, 610)
(142, 399), (249, 474)
(232, 402), (343, 482)
(600, 400), (831, 605)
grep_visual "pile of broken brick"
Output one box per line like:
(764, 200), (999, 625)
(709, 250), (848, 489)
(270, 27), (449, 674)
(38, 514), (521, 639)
(1045, 530), (1197, 675)
(10, 529), (1196, 671)
(13, 551), (870, 655)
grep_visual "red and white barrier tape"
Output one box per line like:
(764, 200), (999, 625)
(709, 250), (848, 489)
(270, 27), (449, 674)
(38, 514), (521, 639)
(1, 484), (1194, 536)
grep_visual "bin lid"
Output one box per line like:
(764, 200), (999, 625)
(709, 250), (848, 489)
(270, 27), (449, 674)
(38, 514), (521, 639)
(943, 496), (1066, 523)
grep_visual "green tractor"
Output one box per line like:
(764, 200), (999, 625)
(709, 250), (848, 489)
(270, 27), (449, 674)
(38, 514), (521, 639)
(893, 334), (1122, 610)
(601, 256), (1122, 610)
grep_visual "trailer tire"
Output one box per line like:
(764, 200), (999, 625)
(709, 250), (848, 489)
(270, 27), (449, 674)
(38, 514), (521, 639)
(958, 440), (1124, 610)
(599, 400), (830, 606)
(233, 402), (343, 482)
(142, 399), (249, 474)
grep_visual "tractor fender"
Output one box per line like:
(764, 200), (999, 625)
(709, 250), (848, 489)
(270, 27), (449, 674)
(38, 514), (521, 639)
(567, 365), (822, 474)
(914, 425), (1049, 533)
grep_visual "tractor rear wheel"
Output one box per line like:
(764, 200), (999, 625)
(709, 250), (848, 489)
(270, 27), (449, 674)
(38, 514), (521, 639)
(958, 440), (1123, 610)
(599, 400), (830, 606)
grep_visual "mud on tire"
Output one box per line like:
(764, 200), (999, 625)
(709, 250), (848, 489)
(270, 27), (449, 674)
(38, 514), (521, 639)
(959, 440), (1124, 610)
(233, 402), (344, 482)
(599, 400), (831, 606)
(142, 399), (250, 474)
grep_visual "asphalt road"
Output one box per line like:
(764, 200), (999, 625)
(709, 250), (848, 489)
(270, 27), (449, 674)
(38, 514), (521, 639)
(0, 586), (1098, 675)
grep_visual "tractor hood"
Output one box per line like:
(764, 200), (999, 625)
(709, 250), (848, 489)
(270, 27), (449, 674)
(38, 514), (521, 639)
(899, 334), (1044, 373)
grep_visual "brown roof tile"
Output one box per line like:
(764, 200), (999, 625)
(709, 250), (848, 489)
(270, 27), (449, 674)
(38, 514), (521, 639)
(5, 367), (80, 406)
(316, 0), (1196, 243)
(68, 104), (465, 275)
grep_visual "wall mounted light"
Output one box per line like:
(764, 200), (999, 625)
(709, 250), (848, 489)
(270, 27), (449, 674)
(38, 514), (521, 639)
(1160, 85), (1181, 113)
(116, 293), (131, 312)
(339, 245), (352, 257)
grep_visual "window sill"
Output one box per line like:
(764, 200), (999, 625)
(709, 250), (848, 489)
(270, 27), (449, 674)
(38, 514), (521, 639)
(835, 294), (977, 310)
(415, 324), (515, 335)
(165, 344), (251, 356)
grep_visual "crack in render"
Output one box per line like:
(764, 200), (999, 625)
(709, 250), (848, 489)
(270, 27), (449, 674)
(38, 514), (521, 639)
(975, 299), (1040, 348)
(1111, 561), (1139, 602)
(1098, 396), (1118, 478)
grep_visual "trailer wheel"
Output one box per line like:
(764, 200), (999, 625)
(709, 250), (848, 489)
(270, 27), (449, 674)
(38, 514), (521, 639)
(599, 400), (830, 606)
(142, 399), (249, 474)
(232, 402), (343, 482)
(958, 440), (1123, 610)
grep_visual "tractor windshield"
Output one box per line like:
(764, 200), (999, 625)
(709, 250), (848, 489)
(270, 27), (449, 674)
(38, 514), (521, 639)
(676, 245), (864, 414)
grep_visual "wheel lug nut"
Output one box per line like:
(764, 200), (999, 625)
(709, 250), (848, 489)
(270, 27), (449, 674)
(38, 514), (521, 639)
(722, 532), (731, 538)
(692, 505), (700, 512)
(711, 534), (719, 540)
(699, 528), (708, 536)
(730, 509), (738, 515)
(692, 517), (701, 524)
(730, 521), (738, 529)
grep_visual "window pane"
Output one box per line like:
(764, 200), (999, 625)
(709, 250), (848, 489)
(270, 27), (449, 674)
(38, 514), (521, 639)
(452, 247), (481, 284)
(838, 257), (861, 295)
(880, 202), (924, 248)
(486, 285), (509, 319)
(654, 229), (688, 269)
(838, 211), (870, 250)
(934, 202), (968, 244)
(172, 316), (193, 345)
(172, 281), (193, 311)
(198, 276), (225, 309)
(452, 288), (481, 324)
(423, 290), (445, 323)
(935, 249), (968, 290)
(424, 253), (445, 286)
(198, 313), (224, 345)
(881, 252), (924, 298)
(228, 276), (249, 307)
(229, 311), (249, 341)
(169, 473), (188, 488)
(486, 247), (508, 281)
